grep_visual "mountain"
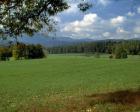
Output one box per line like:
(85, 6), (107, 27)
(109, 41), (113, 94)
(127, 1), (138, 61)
(18, 34), (94, 47)
(1, 33), (140, 47)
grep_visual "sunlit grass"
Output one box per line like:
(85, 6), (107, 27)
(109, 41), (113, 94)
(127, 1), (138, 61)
(0, 54), (140, 111)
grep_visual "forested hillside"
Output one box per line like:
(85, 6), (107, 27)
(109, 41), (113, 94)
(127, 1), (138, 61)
(48, 40), (140, 55)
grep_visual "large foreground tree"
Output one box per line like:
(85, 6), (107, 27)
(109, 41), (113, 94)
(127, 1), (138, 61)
(0, 0), (69, 39)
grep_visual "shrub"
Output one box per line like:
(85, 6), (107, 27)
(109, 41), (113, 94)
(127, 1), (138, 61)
(85, 52), (94, 57)
(25, 44), (45, 59)
(11, 43), (45, 60)
(109, 55), (113, 59)
(94, 52), (100, 58)
(114, 45), (128, 59)
(0, 43), (45, 61)
(12, 45), (20, 60)
(0, 48), (12, 61)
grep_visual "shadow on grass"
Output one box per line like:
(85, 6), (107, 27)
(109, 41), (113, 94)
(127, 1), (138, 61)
(18, 89), (140, 112)
(87, 89), (140, 105)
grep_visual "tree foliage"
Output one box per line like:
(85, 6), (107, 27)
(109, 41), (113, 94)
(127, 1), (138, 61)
(12, 43), (45, 60)
(25, 44), (45, 59)
(0, 43), (45, 61)
(48, 40), (140, 57)
(114, 45), (128, 59)
(0, 47), (12, 60)
(78, 2), (93, 12)
(0, 0), (69, 38)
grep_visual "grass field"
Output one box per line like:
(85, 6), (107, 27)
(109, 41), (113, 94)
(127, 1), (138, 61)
(0, 54), (140, 112)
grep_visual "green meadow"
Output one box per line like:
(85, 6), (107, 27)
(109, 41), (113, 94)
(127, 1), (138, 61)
(0, 54), (140, 111)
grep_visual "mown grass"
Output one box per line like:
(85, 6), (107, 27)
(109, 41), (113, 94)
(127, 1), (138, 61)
(0, 54), (140, 111)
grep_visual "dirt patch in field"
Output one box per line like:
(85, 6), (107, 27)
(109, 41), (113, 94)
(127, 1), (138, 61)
(17, 89), (140, 112)
(87, 89), (140, 105)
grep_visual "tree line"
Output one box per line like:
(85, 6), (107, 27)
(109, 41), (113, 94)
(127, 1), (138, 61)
(48, 40), (140, 59)
(1, 40), (140, 61)
(0, 43), (45, 61)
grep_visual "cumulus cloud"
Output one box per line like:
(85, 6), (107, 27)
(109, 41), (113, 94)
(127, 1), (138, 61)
(61, 13), (130, 39)
(0, 25), (3, 28)
(64, 3), (78, 14)
(62, 13), (100, 33)
(137, 7), (140, 14)
(59, 6), (140, 40)
(134, 26), (140, 34)
(110, 16), (126, 26)
(98, 0), (111, 6)
(103, 32), (110, 37)
(53, 16), (61, 23)
(127, 12), (135, 17)
(134, 34), (139, 38)
(116, 27), (128, 34)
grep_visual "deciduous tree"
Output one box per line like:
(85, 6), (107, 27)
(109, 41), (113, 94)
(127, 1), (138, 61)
(0, 0), (69, 39)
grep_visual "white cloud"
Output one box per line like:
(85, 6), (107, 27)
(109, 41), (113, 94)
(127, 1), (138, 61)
(64, 3), (78, 14)
(134, 34), (139, 38)
(53, 16), (61, 23)
(103, 32), (110, 37)
(62, 13), (100, 33)
(0, 25), (3, 28)
(134, 26), (140, 34)
(61, 14), (130, 39)
(116, 27), (128, 34)
(137, 7), (140, 14)
(116, 28), (123, 33)
(98, 0), (110, 6)
(59, 9), (139, 39)
(110, 16), (126, 26)
(127, 12), (135, 17)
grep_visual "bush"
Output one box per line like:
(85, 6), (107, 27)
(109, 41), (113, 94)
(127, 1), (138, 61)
(12, 45), (20, 60)
(94, 52), (100, 58)
(109, 55), (113, 59)
(84, 52), (94, 57)
(25, 44), (45, 59)
(114, 45), (128, 59)
(0, 48), (12, 61)
(121, 51), (128, 58)
(0, 43), (45, 61)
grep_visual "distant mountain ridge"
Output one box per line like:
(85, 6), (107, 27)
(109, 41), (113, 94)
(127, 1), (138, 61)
(0, 33), (140, 47)
(18, 34), (94, 47)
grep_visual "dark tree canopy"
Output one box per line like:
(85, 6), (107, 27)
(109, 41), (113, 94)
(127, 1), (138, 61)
(78, 2), (93, 12)
(0, 0), (69, 38)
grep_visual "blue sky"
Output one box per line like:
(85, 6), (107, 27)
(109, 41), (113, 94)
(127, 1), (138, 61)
(46, 0), (140, 40)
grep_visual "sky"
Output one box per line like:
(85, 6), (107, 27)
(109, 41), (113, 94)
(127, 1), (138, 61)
(47, 0), (140, 40)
